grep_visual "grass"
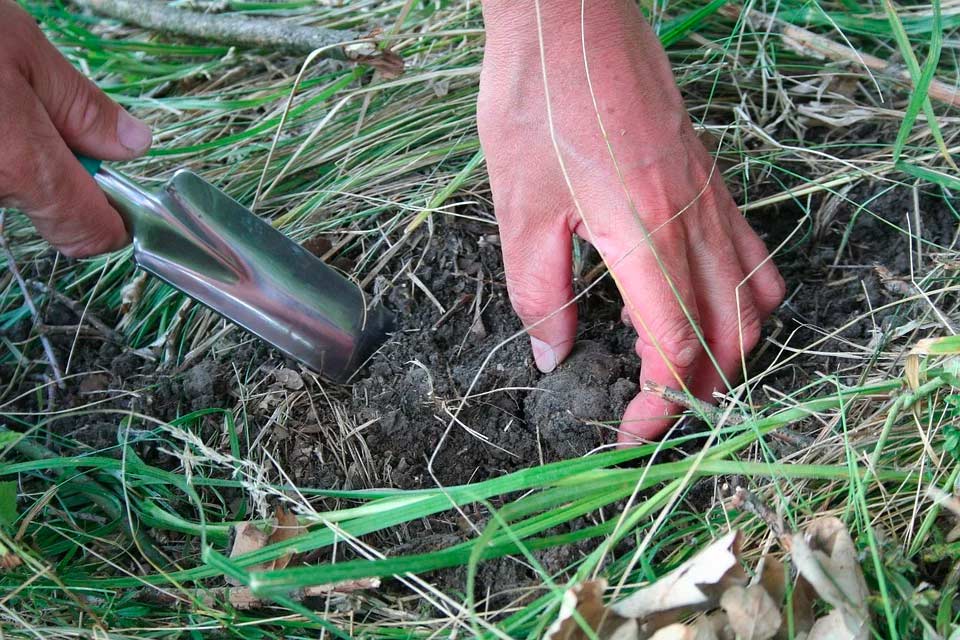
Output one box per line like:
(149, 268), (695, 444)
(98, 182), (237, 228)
(2, 0), (960, 637)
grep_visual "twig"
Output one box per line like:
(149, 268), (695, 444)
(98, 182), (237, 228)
(725, 485), (787, 539)
(642, 381), (745, 424)
(68, 0), (400, 65)
(0, 212), (64, 388)
(723, 5), (960, 106)
(138, 578), (380, 609)
(27, 279), (124, 344)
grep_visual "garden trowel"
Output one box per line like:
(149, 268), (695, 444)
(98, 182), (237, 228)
(77, 155), (394, 383)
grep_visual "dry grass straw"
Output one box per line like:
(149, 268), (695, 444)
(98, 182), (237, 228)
(1, 1), (959, 637)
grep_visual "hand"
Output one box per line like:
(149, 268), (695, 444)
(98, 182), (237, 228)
(478, 1), (785, 442)
(0, 0), (152, 257)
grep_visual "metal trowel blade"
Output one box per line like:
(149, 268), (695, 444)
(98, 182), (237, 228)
(94, 166), (393, 383)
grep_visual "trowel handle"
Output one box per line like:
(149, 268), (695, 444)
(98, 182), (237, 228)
(75, 153), (102, 176)
(74, 152), (152, 233)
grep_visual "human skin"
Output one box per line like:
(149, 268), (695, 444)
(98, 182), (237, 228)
(0, 0), (151, 257)
(478, 1), (786, 442)
(4, 0), (784, 442)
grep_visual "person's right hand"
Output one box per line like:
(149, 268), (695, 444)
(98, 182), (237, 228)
(0, 0), (152, 257)
(478, 1), (785, 442)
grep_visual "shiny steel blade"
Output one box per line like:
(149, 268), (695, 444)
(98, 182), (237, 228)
(94, 166), (393, 382)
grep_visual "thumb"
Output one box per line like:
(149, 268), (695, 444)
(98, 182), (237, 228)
(28, 35), (152, 160)
(500, 219), (578, 373)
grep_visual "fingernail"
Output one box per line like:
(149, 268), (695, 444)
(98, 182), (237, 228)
(531, 337), (558, 373)
(117, 110), (152, 154)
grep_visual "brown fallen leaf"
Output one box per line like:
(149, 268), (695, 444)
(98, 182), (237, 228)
(227, 507), (308, 584)
(720, 585), (781, 640)
(755, 556), (786, 605)
(791, 518), (869, 640)
(273, 368), (305, 391)
(544, 580), (638, 640)
(789, 575), (819, 638)
(701, 611), (736, 640)
(119, 270), (148, 319)
(808, 609), (858, 640)
(269, 506), (306, 571)
(948, 523), (960, 543)
(649, 623), (698, 639)
(0, 546), (21, 571)
(227, 522), (273, 585)
(612, 531), (747, 621)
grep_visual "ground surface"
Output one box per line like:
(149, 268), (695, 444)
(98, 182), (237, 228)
(6, 177), (954, 540)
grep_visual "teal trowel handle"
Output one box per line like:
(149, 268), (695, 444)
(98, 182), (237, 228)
(74, 152), (151, 233)
(75, 153), (103, 177)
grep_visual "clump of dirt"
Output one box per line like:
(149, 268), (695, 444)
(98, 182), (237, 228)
(354, 218), (639, 489)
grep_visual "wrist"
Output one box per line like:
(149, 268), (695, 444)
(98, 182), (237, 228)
(482, 1), (631, 58)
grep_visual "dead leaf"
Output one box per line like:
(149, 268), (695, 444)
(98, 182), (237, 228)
(798, 102), (877, 128)
(545, 580), (638, 640)
(273, 368), (304, 391)
(808, 610), (858, 640)
(612, 531), (747, 621)
(343, 40), (404, 78)
(118, 270), (149, 324)
(0, 539), (21, 571)
(755, 556), (786, 605)
(650, 623), (697, 639)
(904, 354), (921, 391)
(702, 611), (737, 640)
(78, 373), (111, 395)
(221, 577), (381, 609)
(948, 523), (960, 543)
(720, 585), (781, 640)
(791, 518), (869, 640)
(268, 506), (306, 571)
(227, 521), (272, 585)
(789, 576), (818, 637)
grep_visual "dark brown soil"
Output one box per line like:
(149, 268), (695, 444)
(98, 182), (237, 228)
(3, 180), (957, 601)
(354, 217), (638, 489)
(7, 182), (956, 479)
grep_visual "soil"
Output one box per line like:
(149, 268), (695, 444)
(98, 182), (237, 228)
(3, 179), (958, 601)
(355, 219), (639, 489)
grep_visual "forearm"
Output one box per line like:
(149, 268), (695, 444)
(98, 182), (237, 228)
(480, 1), (687, 145)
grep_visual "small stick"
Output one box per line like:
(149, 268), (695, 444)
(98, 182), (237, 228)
(139, 578), (380, 609)
(0, 212), (64, 388)
(874, 264), (958, 333)
(70, 0), (373, 59)
(723, 5), (960, 106)
(27, 279), (124, 344)
(642, 380), (745, 424)
(725, 484), (786, 539)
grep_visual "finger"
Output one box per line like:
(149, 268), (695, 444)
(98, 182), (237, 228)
(726, 207), (785, 317)
(582, 216), (703, 443)
(26, 23), (152, 159)
(500, 217), (578, 373)
(0, 73), (127, 257)
(619, 342), (689, 443)
(684, 217), (762, 404)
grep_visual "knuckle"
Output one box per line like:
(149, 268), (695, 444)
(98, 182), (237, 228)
(641, 315), (700, 367)
(719, 306), (763, 351)
(58, 234), (112, 258)
(66, 81), (106, 138)
(509, 289), (553, 324)
(764, 271), (787, 308)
